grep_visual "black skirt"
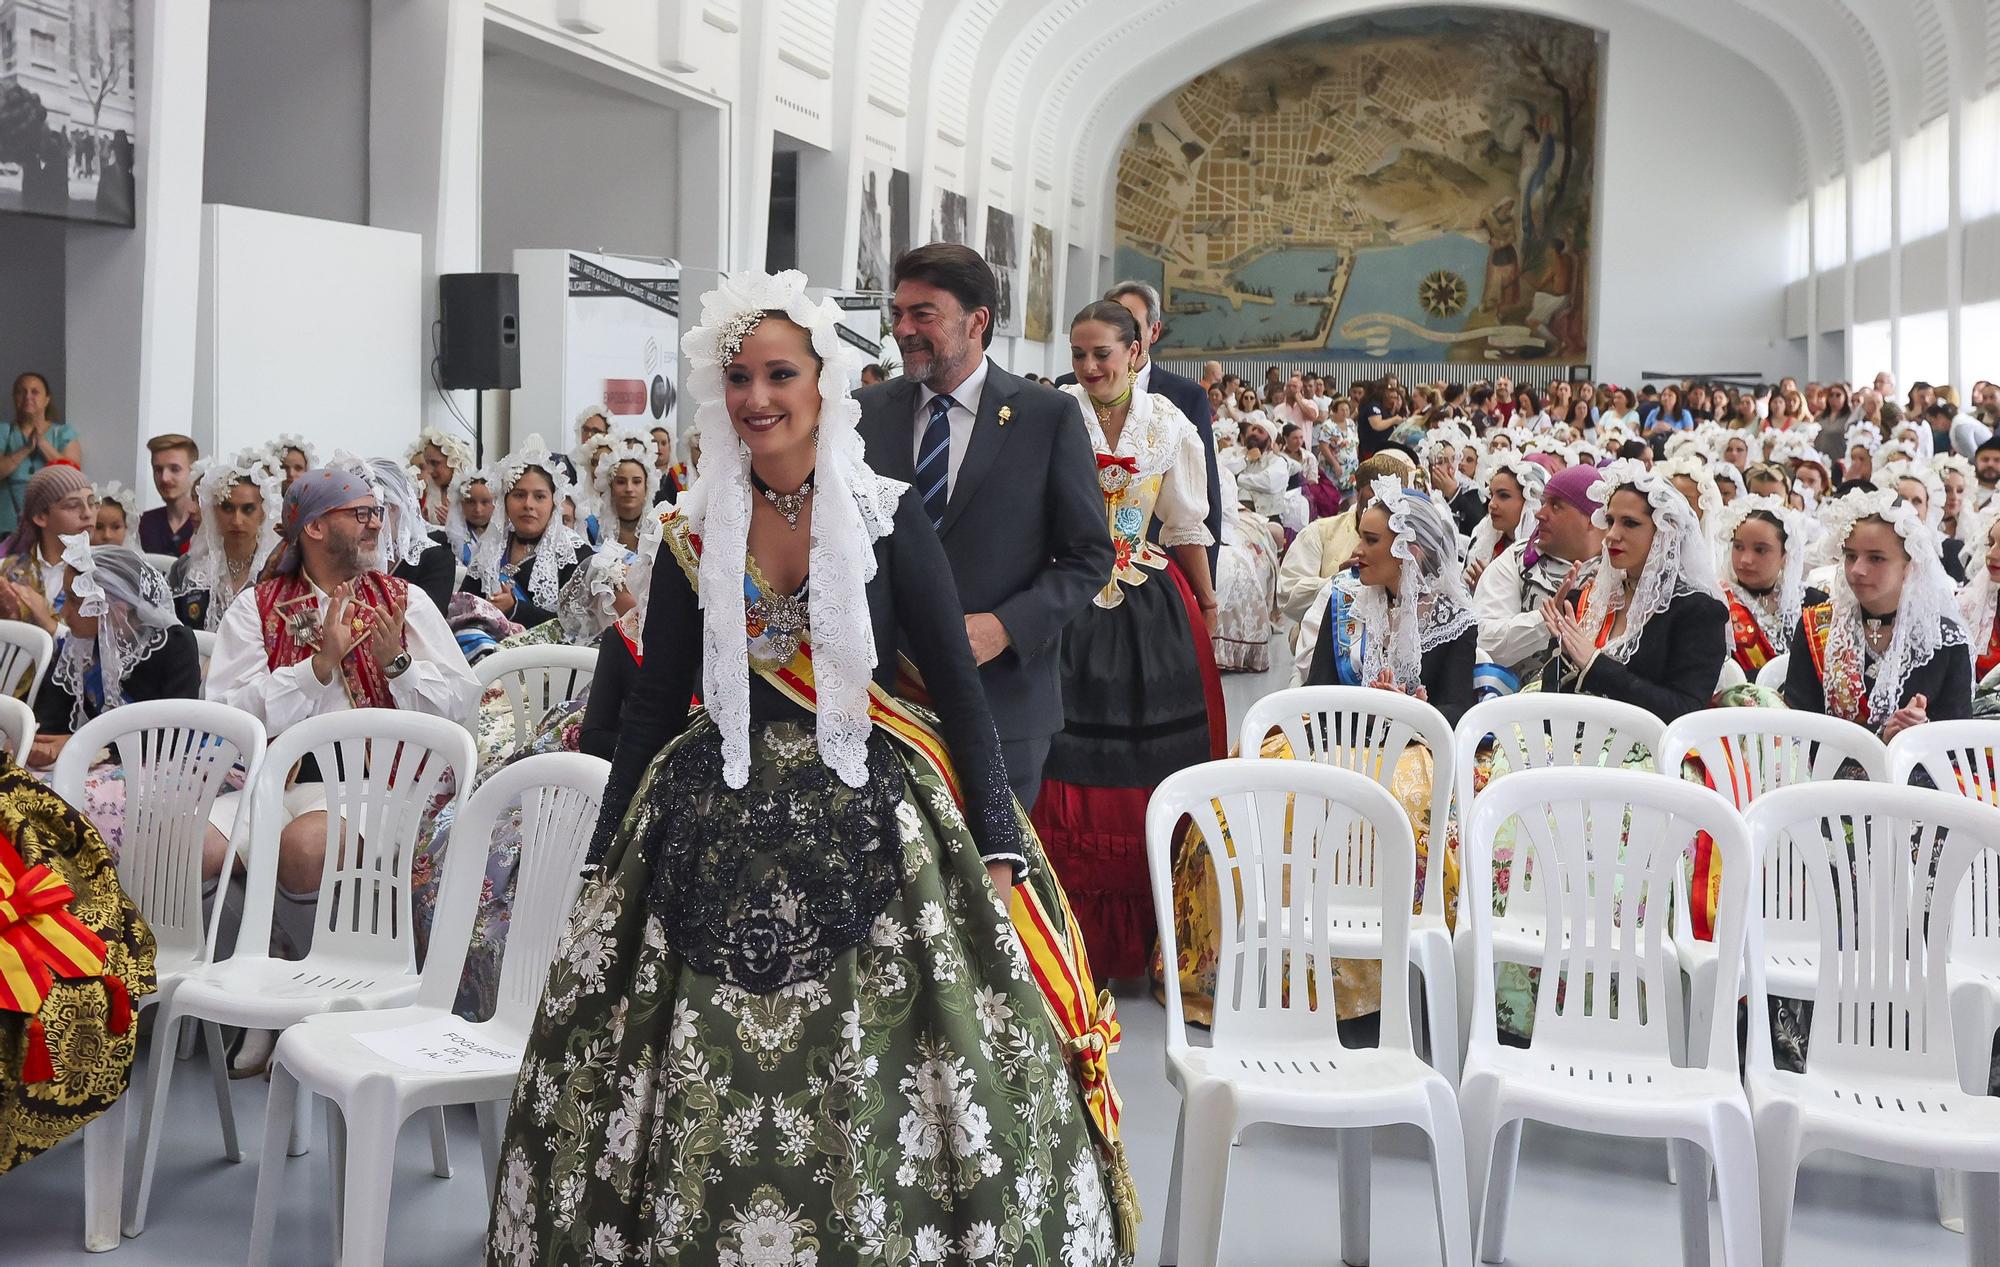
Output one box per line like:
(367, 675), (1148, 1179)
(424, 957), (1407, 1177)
(1044, 570), (1214, 788)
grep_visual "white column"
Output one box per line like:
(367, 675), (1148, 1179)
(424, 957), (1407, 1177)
(65, 0), (210, 500)
(730, 0), (776, 273)
(368, 0), (484, 443)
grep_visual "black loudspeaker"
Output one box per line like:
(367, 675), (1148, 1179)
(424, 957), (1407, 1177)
(438, 273), (521, 390)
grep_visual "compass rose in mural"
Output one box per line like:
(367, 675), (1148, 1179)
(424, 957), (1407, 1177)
(1418, 269), (1469, 318)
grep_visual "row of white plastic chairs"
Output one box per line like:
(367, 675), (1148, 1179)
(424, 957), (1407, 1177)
(1150, 685), (2000, 1267)
(25, 689), (608, 1262)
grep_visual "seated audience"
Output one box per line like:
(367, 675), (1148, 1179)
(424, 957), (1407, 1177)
(138, 434), (199, 556)
(1473, 463), (1604, 687)
(407, 426), (475, 527)
(91, 481), (137, 547)
(0, 463), (95, 634)
(169, 449), (281, 631)
(464, 436), (591, 629)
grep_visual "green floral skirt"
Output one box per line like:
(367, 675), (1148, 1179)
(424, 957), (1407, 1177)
(488, 717), (1126, 1265)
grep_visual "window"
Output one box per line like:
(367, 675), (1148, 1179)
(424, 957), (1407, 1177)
(1966, 90), (2000, 222)
(1814, 177), (1848, 271)
(1, 23), (13, 70)
(1785, 197), (1811, 283)
(1850, 319), (1891, 385)
(1901, 309), (1950, 388)
(29, 28), (54, 65)
(1901, 114), (1950, 242)
(1853, 151), (1891, 258)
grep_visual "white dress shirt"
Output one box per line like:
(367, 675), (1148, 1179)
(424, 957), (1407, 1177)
(206, 570), (482, 735)
(913, 357), (991, 499)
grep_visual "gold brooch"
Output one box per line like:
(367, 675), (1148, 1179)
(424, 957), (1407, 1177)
(998, 405), (1012, 427)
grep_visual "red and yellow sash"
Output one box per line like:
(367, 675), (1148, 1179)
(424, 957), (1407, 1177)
(662, 514), (1136, 1242)
(1801, 602), (1867, 724)
(256, 570), (410, 709)
(1726, 593), (1777, 674)
(0, 831), (130, 1082)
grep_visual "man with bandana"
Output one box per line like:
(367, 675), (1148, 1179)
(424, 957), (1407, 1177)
(1472, 464), (1606, 686)
(204, 469), (479, 949)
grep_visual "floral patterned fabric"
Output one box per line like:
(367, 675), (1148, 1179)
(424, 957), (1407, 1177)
(488, 716), (1126, 1266)
(33, 763), (128, 863)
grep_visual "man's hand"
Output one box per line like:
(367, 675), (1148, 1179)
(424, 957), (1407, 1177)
(986, 860), (1014, 909)
(365, 589), (409, 667)
(26, 732), (69, 770)
(966, 613), (1011, 665)
(1465, 556), (1489, 589)
(310, 586), (365, 684)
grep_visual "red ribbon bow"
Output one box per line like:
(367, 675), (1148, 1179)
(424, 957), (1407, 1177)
(1095, 454), (1139, 474)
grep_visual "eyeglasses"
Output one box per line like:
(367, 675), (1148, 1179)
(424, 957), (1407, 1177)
(335, 506), (385, 526)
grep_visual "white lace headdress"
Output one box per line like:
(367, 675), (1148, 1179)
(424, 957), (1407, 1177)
(1844, 420), (1883, 456)
(1715, 494), (1811, 654)
(1878, 459), (1945, 532)
(492, 434), (590, 613)
(1580, 459), (1724, 665)
(92, 480), (138, 526)
(446, 466), (505, 592)
(53, 540), (179, 731)
(1663, 432), (1710, 464)
(269, 433), (318, 471)
(1472, 452), (1547, 555)
(681, 269), (905, 790)
(176, 448), (282, 627)
(1821, 489), (1965, 721)
(1959, 507), (2000, 658)
(404, 427), (475, 496)
(1659, 454), (1724, 533)
(558, 503), (671, 645)
(1349, 476), (1478, 692)
(588, 422), (663, 530)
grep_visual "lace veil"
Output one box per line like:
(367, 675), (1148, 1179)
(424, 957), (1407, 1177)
(54, 540), (178, 731)
(1820, 489), (1965, 720)
(1715, 493), (1811, 653)
(680, 269), (904, 790)
(175, 449), (282, 629)
(446, 466), (505, 593)
(1349, 476), (1477, 691)
(492, 435), (591, 614)
(589, 423), (663, 531)
(1580, 459), (1724, 665)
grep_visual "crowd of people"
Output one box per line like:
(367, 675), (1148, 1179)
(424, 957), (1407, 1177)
(4, 244), (1997, 1262)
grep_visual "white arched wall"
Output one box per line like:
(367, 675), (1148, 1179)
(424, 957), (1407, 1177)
(1015, 0), (1813, 383)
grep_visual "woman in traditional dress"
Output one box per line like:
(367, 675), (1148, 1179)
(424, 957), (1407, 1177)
(1465, 452), (1546, 587)
(1879, 458), (1965, 583)
(489, 272), (1132, 1266)
(1208, 458), (1281, 674)
(91, 481), (137, 547)
(1961, 512), (2000, 683)
(1539, 459), (1729, 722)
(587, 424), (662, 553)
(267, 434), (316, 493)
(445, 466), (502, 573)
(168, 449), (282, 631)
(1304, 476), (1478, 726)
(406, 426), (475, 527)
(1783, 488), (1972, 737)
(462, 435), (590, 630)
(1715, 494), (1822, 677)
(1031, 299), (1220, 982)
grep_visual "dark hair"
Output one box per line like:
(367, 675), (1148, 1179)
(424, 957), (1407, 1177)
(891, 244), (998, 348)
(11, 371), (54, 422)
(1070, 299), (1141, 346)
(1741, 508), (1790, 546)
(1617, 439), (1651, 461)
(1470, 386), (1495, 407)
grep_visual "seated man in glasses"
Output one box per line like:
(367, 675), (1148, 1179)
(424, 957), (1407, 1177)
(205, 467), (480, 972)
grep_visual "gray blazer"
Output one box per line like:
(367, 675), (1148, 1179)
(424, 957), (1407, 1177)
(858, 360), (1112, 742)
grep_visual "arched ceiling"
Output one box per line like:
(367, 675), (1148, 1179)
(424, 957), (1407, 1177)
(862, 0), (1991, 227)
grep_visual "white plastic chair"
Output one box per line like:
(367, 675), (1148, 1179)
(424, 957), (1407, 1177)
(246, 752), (608, 1267)
(192, 629), (217, 681)
(0, 618), (54, 704)
(124, 708), (475, 1237)
(1743, 783), (2000, 1265)
(1460, 768), (1761, 1266)
(1147, 759), (1471, 1267)
(1755, 652), (1790, 690)
(1658, 709), (1887, 1077)
(1888, 720), (2000, 1232)
(1239, 685), (1460, 1083)
(0, 693), (36, 760)
(1716, 657), (1747, 691)
(474, 644), (597, 748)
(1450, 695), (1664, 1062)
(50, 700), (265, 1251)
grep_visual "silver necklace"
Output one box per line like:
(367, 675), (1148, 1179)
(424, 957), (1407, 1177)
(753, 469), (814, 530)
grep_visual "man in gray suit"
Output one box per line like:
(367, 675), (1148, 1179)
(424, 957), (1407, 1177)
(858, 244), (1112, 806)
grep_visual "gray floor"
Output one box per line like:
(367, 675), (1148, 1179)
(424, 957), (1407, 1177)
(0, 637), (1975, 1264)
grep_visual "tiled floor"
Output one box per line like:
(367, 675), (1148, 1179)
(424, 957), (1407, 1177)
(0, 636), (1974, 1264)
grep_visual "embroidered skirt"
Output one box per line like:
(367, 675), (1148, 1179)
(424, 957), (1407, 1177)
(488, 716), (1128, 1266)
(1032, 564), (1225, 980)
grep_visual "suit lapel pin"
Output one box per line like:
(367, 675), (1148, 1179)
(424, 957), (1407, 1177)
(998, 405), (1012, 427)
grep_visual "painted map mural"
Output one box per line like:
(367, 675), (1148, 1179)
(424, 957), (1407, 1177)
(1115, 8), (1596, 362)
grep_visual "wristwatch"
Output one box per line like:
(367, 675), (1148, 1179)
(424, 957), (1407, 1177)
(384, 651), (412, 679)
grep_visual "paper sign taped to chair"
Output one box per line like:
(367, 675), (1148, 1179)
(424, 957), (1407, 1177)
(352, 1017), (521, 1072)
